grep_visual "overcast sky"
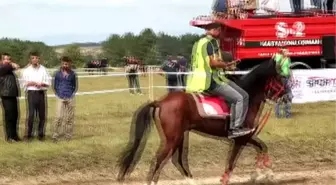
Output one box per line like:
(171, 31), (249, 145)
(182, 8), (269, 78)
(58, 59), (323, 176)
(0, 0), (311, 45)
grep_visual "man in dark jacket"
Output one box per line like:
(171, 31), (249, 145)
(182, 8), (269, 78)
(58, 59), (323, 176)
(0, 53), (21, 142)
(161, 56), (181, 93)
(177, 55), (188, 89)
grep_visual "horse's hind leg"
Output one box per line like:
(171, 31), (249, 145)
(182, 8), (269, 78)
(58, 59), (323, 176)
(172, 132), (195, 184)
(147, 139), (180, 185)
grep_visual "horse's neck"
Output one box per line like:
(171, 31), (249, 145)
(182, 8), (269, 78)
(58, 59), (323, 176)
(246, 92), (266, 128)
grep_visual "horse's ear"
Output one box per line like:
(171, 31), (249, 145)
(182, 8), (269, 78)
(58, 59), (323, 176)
(269, 58), (276, 67)
(266, 58), (277, 74)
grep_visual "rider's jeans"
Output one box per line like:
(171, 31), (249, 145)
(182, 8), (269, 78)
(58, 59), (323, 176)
(208, 81), (249, 129)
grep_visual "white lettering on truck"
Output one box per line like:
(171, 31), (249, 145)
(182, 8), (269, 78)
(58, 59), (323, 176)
(275, 21), (305, 38)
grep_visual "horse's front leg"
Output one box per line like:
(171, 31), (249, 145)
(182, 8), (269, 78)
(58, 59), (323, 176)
(248, 137), (274, 182)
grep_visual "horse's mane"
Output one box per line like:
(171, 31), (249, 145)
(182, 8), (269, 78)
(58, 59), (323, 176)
(237, 59), (277, 95)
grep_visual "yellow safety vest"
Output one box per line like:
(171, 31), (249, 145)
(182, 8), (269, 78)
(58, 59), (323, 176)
(186, 35), (228, 92)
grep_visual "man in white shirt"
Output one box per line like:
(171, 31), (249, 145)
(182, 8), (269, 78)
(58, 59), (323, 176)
(22, 51), (51, 141)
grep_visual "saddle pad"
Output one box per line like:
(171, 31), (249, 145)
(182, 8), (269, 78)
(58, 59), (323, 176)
(191, 93), (230, 119)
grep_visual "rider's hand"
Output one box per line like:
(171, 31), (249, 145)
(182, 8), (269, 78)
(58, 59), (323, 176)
(233, 59), (241, 64)
(10, 63), (20, 69)
(228, 65), (236, 71)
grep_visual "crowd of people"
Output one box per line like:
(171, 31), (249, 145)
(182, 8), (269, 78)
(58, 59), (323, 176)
(0, 52), (190, 143)
(0, 52), (78, 143)
(124, 55), (188, 94)
(160, 55), (188, 92)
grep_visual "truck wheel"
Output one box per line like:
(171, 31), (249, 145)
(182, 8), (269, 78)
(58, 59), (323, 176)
(290, 62), (312, 69)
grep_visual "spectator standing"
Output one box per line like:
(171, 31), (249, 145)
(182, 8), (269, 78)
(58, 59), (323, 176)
(290, 0), (302, 13)
(0, 53), (21, 142)
(52, 56), (78, 142)
(22, 51), (51, 141)
(177, 55), (188, 90)
(124, 56), (142, 95)
(326, 0), (335, 12)
(273, 47), (293, 118)
(161, 56), (181, 93)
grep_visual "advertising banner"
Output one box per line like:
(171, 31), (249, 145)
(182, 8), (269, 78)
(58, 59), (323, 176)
(290, 69), (336, 103)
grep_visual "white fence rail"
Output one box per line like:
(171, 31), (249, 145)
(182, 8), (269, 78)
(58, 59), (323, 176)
(15, 68), (336, 104)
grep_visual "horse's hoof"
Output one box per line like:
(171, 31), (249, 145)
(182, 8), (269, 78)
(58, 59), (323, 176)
(147, 181), (157, 185)
(251, 168), (265, 182)
(264, 168), (275, 181)
(220, 173), (230, 185)
(185, 177), (197, 185)
(263, 155), (272, 168)
(116, 176), (125, 182)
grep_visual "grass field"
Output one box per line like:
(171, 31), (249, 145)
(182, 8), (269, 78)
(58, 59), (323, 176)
(0, 75), (335, 184)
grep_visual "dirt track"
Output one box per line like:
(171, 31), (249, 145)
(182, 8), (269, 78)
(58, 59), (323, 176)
(89, 169), (336, 185)
(2, 168), (334, 185)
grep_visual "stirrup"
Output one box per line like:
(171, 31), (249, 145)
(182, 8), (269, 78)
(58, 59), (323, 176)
(228, 128), (254, 138)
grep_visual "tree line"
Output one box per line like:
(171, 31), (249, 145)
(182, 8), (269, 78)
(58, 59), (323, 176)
(0, 28), (202, 68)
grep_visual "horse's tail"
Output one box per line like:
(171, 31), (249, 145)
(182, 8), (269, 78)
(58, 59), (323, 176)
(117, 101), (158, 181)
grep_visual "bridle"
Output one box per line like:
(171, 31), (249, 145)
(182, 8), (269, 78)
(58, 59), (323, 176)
(264, 76), (285, 102)
(253, 76), (285, 136)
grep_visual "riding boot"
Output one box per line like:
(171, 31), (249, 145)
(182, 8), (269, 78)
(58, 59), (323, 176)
(229, 127), (255, 138)
(228, 116), (255, 138)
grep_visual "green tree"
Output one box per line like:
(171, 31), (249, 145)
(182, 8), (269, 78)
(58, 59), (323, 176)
(143, 44), (162, 65)
(62, 44), (84, 67)
(135, 28), (157, 61)
(0, 38), (58, 67)
(102, 34), (126, 66)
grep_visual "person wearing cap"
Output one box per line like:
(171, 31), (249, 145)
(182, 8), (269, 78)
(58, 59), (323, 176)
(186, 22), (253, 138)
(272, 46), (293, 118)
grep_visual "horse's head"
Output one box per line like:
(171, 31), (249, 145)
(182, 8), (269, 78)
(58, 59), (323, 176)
(263, 59), (288, 102)
(240, 59), (287, 102)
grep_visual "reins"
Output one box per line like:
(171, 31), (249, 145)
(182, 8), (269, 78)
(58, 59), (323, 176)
(253, 77), (285, 136)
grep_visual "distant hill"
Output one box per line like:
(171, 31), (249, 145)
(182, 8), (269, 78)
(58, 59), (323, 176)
(53, 42), (102, 48)
(53, 42), (103, 56)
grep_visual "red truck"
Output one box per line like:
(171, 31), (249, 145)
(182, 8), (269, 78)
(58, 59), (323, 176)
(190, 12), (336, 70)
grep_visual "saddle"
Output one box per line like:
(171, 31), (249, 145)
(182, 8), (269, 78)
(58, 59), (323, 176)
(191, 92), (230, 120)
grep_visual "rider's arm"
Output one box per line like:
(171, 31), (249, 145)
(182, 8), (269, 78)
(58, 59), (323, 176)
(206, 42), (235, 69)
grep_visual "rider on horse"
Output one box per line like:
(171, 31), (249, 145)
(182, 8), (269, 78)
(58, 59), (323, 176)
(186, 21), (254, 138)
(273, 45), (293, 118)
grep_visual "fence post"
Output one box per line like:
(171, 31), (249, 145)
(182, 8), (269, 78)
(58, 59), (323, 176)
(150, 66), (154, 100)
(148, 66), (154, 101)
(148, 66), (151, 101)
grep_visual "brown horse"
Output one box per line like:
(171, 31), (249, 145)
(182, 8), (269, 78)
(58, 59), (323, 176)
(117, 59), (285, 185)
